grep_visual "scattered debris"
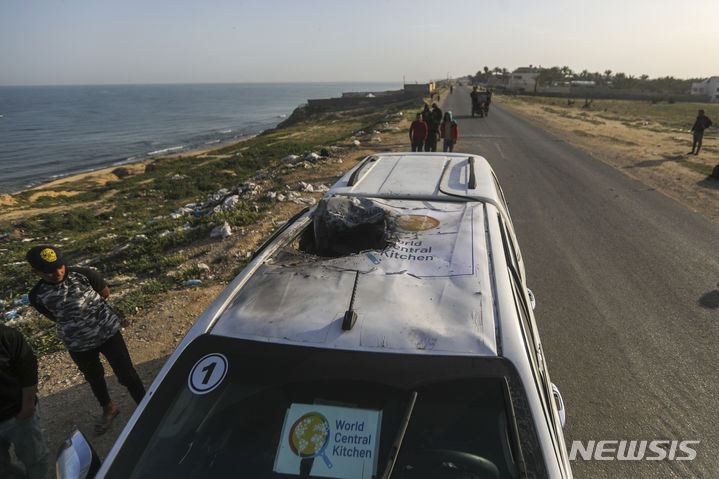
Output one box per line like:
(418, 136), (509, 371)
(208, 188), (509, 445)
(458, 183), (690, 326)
(222, 195), (241, 210)
(197, 263), (210, 273)
(293, 197), (317, 206)
(210, 222), (232, 239)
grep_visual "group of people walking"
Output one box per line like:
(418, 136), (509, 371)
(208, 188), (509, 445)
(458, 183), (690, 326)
(409, 102), (459, 152)
(2, 245), (146, 478)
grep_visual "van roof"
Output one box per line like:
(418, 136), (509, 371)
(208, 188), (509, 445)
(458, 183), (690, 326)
(206, 154), (510, 358)
(211, 201), (500, 357)
(328, 153), (505, 208)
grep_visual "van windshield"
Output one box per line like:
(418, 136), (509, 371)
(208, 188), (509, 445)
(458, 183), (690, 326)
(105, 336), (543, 478)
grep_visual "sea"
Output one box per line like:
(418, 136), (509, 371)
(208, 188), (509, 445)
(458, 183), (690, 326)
(0, 82), (401, 194)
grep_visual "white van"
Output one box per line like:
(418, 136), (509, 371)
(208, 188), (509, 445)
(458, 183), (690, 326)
(58, 152), (572, 478)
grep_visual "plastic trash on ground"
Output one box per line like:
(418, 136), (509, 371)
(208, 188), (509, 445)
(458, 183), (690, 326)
(210, 222), (232, 239)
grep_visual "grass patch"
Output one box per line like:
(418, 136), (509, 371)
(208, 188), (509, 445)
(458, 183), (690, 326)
(509, 95), (719, 131)
(113, 279), (174, 321)
(541, 106), (564, 115)
(603, 136), (638, 146)
(14, 320), (64, 356)
(676, 159), (714, 176)
(573, 130), (596, 137)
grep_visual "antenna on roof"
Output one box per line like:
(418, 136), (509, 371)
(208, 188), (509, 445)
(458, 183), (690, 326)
(342, 271), (360, 330)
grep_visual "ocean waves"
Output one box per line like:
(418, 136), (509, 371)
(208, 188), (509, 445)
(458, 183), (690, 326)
(0, 82), (400, 194)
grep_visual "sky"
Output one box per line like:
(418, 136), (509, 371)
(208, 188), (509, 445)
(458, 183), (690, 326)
(1, 0), (718, 86)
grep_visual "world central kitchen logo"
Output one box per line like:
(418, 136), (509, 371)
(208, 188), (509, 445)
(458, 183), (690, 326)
(275, 403), (381, 478)
(289, 412), (374, 466)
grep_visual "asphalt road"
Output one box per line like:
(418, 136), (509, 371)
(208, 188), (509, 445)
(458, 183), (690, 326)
(441, 86), (719, 478)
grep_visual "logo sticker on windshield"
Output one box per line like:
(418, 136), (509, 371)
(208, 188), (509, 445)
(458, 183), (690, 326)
(274, 403), (381, 479)
(188, 353), (228, 395)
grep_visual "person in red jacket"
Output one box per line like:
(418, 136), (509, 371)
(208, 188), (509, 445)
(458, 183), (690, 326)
(440, 111), (459, 152)
(409, 113), (428, 152)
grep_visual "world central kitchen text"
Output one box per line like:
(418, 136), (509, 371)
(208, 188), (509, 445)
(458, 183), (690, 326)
(332, 419), (374, 458)
(379, 239), (434, 262)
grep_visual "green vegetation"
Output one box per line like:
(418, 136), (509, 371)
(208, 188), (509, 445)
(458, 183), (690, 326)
(677, 158), (715, 176)
(113, 279), (175, 321)
(0, 98), (421, 356)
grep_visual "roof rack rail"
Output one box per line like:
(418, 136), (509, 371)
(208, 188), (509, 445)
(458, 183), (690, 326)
(468, 156), (477, 189)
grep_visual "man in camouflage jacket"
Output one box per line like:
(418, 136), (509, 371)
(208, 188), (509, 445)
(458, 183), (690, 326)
(27, 246), (145, 434)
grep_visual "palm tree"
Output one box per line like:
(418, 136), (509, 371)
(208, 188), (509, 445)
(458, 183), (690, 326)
(501, 68), (510, 85)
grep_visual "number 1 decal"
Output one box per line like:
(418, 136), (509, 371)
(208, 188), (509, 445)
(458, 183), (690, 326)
(188, 353), (228, 395)
(201, 362), (217, 385)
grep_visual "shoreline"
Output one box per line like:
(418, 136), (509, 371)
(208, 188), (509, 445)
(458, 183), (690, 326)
(2, 128), (269, 199)
(0, 82), (404, 197)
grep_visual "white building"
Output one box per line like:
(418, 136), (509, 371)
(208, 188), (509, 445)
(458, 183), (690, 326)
(690, 77), (719, 102)
(508, 67), (540, 92)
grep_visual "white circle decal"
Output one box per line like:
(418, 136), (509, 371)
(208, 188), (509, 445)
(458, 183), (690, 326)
(188, 353), (228, 395)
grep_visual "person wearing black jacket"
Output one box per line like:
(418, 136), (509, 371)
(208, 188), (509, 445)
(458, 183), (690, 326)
(689, 109), (713, 155)
(425, 103), (443, 152)
(26, 245), (145, 435)
(0, 325), (48, 479)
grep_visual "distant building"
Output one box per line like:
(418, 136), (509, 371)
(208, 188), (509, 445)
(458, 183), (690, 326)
(508, 67), (540, 92)
(342, 90), (403, 98)
(403, 83), (434, 96)
(570, 80), (596, 87)
(690, 77), (719, 102)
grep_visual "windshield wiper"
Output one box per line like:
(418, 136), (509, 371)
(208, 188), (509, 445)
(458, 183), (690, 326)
(379, 391), (418, 479)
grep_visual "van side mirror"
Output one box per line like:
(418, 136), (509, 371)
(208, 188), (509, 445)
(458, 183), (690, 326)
(526, 288), (536, 310)
(56, 428), (101, 479)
